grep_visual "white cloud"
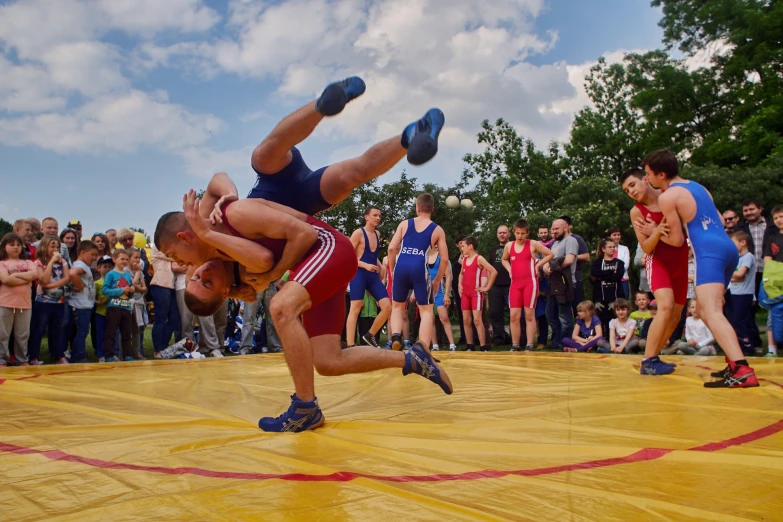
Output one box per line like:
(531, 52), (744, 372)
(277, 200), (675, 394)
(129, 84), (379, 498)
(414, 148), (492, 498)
(179, 145), (255, 179)
(0, 90), (223, 154)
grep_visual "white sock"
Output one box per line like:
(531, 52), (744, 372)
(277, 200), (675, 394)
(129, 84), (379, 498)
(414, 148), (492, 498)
(769, 345), (778, 355)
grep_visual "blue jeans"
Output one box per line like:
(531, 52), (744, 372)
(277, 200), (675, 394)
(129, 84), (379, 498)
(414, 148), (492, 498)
(62, 306), (92, 362)
(151, 286), (179, 351)
(29, 301), (65, 362)
(546, 295), (573, 348)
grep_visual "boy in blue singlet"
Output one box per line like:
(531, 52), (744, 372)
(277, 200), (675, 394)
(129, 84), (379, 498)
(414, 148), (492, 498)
(645, 148), (759, 388)
(387, 194), (449, 352)
(345, 206), (391, 348)
(206, 76), (445, 223)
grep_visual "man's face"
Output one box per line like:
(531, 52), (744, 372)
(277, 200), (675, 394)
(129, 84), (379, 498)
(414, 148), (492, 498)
(106, 230), (117, 245)
(742, 204), (762, 224)
(42, 220), (58, 236)
(189, 260), (230, 300)
(621, 176), (647, 202)
(551, 222), (565, 241)
(72, 225), (82, 240)
(456, 240), (466, 256)
(365, 209), (381, 227)
(537, 227), (549, 241)
(722, 210), (739, 231)
(496, 226), (510, 244)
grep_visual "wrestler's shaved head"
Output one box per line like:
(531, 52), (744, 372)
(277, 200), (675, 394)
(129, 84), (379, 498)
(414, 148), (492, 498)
(154, 211), (188, 249)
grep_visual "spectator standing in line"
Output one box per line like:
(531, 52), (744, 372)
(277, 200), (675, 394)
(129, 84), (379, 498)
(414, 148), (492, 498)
(0, 233), (38, 366)
(29, 235), (71, 365)
(150, 245), (180, 355)
(559, 215), (590, 312)
(722, 209), (740, 234)
(608, 226), (631, 298)
(488, 225), (512, 345)
(543, 219), (577, 349)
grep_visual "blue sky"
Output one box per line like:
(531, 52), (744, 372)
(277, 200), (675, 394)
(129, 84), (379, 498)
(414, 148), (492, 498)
(0, 0), (664, 240)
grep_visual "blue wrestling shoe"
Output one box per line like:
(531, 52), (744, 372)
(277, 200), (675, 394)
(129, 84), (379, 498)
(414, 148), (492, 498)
(316, 76), (366, 116)
(258, 394), (325, 433)
(402, 108), (445, 165)
(403, 342), (453, 394)
(640, 356), (676, 376)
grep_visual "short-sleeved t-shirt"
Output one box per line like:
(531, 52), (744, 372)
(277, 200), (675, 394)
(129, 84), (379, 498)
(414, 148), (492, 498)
(572, 234), (588, 283)
(576, 315), (602, 339)
(0, 259), (37, 309)
(553, 235), (579, 284)
(763, 229), (783, 262)
(68, 260), (95, 309)
(609, 317), (637, 341)
(729, 252), (756, 296)
(629, 310), (650, 336)
(35, 259), (67, 304)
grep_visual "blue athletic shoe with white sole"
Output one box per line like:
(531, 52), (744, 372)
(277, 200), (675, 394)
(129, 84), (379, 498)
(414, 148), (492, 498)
(403, 342), (453, 394)
(640, 356), (676, 376)
(316, 76), (366, 116)
(402, 108), (445, 165)
(258, 394), (325, 432)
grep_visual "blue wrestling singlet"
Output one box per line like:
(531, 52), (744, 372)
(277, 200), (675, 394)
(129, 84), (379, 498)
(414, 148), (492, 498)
(349, 227), (388, 301)
(247, 147), (332, 215)
(392, 219), (437, 304)
(428, 254), (445, 307)
(671, 180), (739, 287)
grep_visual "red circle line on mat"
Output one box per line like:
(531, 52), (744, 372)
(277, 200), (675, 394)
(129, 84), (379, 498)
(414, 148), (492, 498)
(1, 419), (782, 483)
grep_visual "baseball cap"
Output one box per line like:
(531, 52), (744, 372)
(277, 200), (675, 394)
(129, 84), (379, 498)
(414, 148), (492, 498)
(649, 299), (658, 308)
(68, 220), (82, 228)
(97, 255), (114, 266)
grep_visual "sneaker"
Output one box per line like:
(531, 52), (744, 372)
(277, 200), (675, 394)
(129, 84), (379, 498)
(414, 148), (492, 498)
(56, 357), (70, 365)
(704, 361), (759, 388)
(64, 349), (71, 360)
(402, 108), (445, 165)
(261, 346), (269, 354)
(535, 344), (546, 351)
(640, 356), (676, 375)
(384, 340), (393, 350)
(510, 345), (521, 352)
(403, 342), (453, 394)
(133, 352), (146, 360)
(258, 394), (325, 433)
(525, 344), (533, 352)
(361, 332), (380, 348)
(764, 352), (778, 358)
(710, 356), (731, 378)
(239, 347), (252, 356)
(391, 334), (403, 351)
(98, 357), (106, 363)
(431, 344), (440, 351)
(449, 344), (456, 351)
(210, 349), (224, 358)
(29, 359), (43, 366)
(316, 76), (366, 116)
(123, 356), (135, 362)
(564, 347), (578, 352)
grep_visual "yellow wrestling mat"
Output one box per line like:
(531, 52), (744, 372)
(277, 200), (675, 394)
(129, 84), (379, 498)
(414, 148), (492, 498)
(1, 353), (782, 521)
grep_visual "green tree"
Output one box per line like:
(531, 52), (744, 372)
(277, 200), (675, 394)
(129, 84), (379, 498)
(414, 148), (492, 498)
(654, 0), (783, 165)
(0, 217), (12, 238)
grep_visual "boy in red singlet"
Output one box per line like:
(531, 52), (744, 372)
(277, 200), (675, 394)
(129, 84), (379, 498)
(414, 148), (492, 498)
(458, 236), (497, 351)
(619, 167), (688, 375)
(501, 220), (554, 351)
(154, 188), (452, 433)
